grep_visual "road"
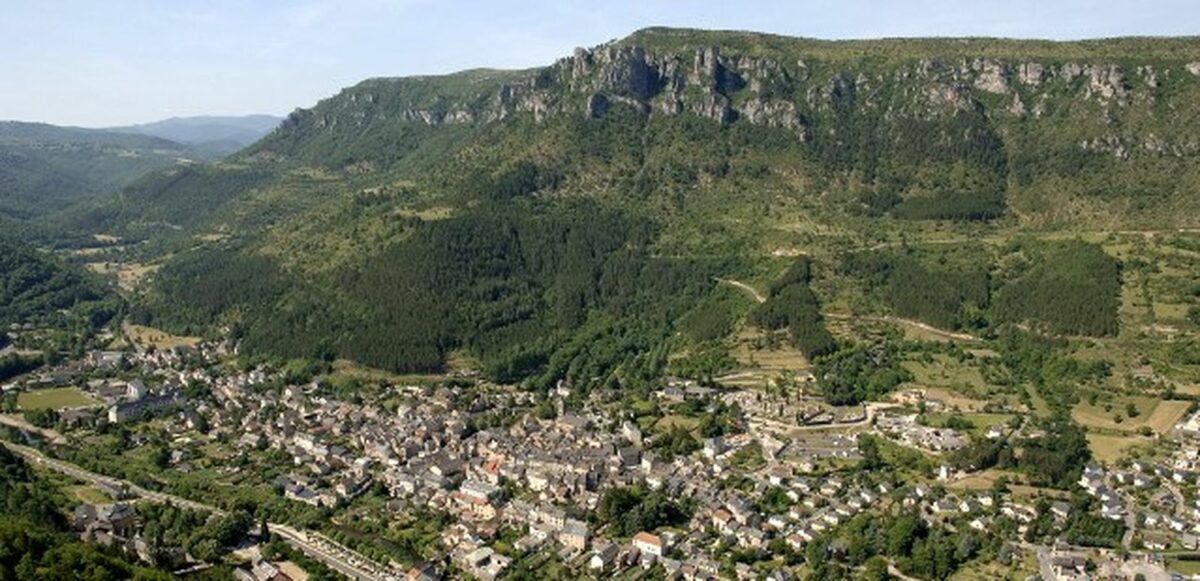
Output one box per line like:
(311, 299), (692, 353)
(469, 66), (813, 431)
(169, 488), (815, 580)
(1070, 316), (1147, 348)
(2, 441), (396, 581)
(0, 413), (68, 444)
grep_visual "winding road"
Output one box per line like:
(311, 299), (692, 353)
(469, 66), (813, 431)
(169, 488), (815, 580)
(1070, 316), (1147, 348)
(2, 441), (396, 581)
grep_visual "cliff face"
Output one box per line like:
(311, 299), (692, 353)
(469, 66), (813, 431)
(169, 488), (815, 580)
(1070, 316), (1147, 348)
(264, 31), (1200, 148)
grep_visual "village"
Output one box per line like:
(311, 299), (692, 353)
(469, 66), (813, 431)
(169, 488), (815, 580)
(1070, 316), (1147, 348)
(3, 338), (1200, 581)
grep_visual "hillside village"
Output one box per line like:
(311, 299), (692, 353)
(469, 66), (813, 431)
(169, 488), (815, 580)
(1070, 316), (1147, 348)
(3, 332), (1200, 580)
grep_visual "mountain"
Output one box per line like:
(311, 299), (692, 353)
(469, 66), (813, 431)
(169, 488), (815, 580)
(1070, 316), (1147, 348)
(0, 121), (191, 223)
(105, 115), (282, 158)
(77, 29), (1200, 384)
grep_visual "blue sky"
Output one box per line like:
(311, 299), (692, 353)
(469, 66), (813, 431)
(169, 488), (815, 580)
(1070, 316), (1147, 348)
(3, 0), (1198, 126)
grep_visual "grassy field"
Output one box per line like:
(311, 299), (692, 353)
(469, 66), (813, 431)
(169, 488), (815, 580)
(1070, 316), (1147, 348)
(1024, 384), (1052, 418)
(123, 323), (201, 350)
(920, 387), (991, 413)
(950, 552), (1039, 581)
(948, 469), (1015, 491)
(655, 415), (701, 433)
(731, 328), (811, 372)
(1168, 558), (1200, 576)
(1072, 396), (1190, 434)
(1086, 433), (1148, 464)
(17, 387), (101, 410)
(925, 412), (1014, 437)
(902, 355), (993, 402)
(69, 484), (114, 504)
(948, 469), (1070, 500)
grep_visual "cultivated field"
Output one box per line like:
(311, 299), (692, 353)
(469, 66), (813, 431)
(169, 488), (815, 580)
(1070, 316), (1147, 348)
(123, 323), (201, 351)
(1072, 396), (1190, 434)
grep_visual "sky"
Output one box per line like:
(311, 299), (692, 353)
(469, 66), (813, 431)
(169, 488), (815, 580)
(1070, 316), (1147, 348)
(3, 0), (1198, 127)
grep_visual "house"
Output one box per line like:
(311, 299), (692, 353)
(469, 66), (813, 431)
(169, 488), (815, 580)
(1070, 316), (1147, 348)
(459, 547), (510, 581)
(405, 562), (438, 581)
(1050, 501), (1072, 521)
(73, 503), (140, 539)
(1181, 533), (1200, 551)
(589, 540), (618, 571)
(1049, 554), (1087, 579)
(632, 531), (665, 557)
(703, 437), (726, 459)
(559, 519), (589, 552)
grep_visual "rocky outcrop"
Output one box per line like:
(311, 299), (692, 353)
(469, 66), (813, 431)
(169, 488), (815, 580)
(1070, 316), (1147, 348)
(1017, 62), (1045, 86)
(1086, 65), (1129, 100)
(693, 90), (734, 124)
(592, 46), (664, 100)
(1187, 62), (1200, 76)
(972, 59), (1009, 94)
(740, 97), (811, 139)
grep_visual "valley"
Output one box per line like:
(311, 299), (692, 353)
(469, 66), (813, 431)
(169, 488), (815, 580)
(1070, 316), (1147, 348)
(2, 25), (1200, 581)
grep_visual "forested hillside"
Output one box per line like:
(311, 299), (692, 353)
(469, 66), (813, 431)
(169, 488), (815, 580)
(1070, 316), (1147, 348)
(0, 234), (118, 329)
(52, 28), (1200, 382)
(133, 199), (727, 388)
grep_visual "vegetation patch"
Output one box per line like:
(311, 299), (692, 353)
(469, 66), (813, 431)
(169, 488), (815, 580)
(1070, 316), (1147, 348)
(748, 257), (837, 359)
(993, 240), (1121, 337)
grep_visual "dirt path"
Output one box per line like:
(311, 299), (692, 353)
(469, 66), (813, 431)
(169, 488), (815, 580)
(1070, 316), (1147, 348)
(825, 313), (979, 342)
(716, 278), (766, 303)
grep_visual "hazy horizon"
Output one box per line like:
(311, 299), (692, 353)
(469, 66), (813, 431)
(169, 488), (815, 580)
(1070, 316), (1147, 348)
(4, 0), (1199, 127)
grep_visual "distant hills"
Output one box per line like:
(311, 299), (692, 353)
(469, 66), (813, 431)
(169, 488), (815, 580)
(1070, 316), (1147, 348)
(105, 115), (282, 158)
(0, 121), (190, 222)
(0, 115), (280, 224)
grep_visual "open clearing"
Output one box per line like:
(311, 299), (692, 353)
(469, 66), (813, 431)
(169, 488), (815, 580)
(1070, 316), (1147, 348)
(1086, 433), (1147, 464)
(396, 206), (455, 221)
(1072, 396), (1190, 433)
(123, 323), (201, 351)
(655, 415), (701, 433)
(17, 387), (101, 410)
(902, 355), (993, 402)
(948, 469), (1068, 500)
(925, 412), (1013, 437)
(918, 387), (990, 413)
(87, 262), (159, 291)
(731, 329), (810, 372)
(69, 484), (114, 504)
